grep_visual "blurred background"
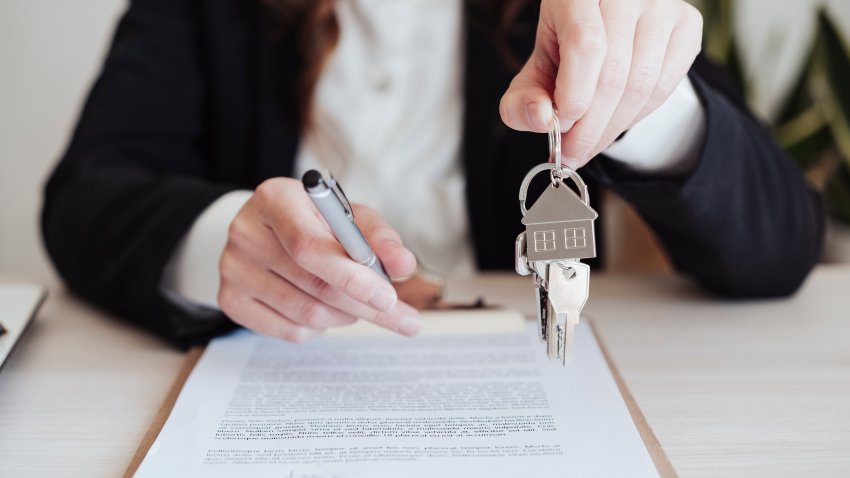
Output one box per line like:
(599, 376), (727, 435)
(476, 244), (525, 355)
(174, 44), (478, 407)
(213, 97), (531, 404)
(2, 0), (850, 287)
(1, 0), (125, 286)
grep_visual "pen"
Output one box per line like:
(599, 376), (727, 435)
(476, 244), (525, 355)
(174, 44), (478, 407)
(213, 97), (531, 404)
(302, 169), (390, 282)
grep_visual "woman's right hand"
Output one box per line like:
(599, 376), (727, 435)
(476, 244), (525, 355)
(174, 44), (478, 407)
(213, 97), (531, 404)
(217, 177), (422, 342)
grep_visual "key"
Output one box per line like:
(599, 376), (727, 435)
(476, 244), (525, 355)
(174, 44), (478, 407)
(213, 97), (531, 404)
(515, 114), (598, 367)
(516, 162), (598, 366)
(546, 261), (590, 366)
(516, 231), (550, 344)
(515, 232), (532, 277)
(534, 271), (549, 343)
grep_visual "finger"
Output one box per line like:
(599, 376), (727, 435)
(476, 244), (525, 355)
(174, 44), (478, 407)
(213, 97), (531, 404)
(290, 268), (423, 336)
(589, 6), (676, 157)
(636, 3), (703, 120)
(500, 1), (562, 133)
(255, 179), (399, 313)
(552, 0), (607, 130)
(219, 241), (355, 329)
(500, 59), (556, 133)
(218, 287), (321, 343)
(353, 205), (417, 279)
(560, 3), (640, 167)
(226, 201), (290, 264)
(286, 268), (423, 336)
(231, 180), (420, 336)
(247, 266), (358, 329)
(261, 245), (423, 336)
(366, 299), (423, 336)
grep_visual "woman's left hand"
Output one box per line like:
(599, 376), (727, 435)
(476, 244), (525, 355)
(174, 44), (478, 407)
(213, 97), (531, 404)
(500, 0), (703, 169)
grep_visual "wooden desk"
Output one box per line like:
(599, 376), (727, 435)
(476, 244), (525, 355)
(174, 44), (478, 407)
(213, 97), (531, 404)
(1, 266), (848, 477)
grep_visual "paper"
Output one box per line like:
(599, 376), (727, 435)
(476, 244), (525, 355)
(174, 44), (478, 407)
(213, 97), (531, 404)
(135, 310), (658, 477)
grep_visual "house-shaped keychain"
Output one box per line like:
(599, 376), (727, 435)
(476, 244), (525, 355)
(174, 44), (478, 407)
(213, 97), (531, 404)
(521, 182), (598, 262)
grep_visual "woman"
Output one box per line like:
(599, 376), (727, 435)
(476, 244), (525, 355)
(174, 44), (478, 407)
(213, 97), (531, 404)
(42, 0), (823, 347)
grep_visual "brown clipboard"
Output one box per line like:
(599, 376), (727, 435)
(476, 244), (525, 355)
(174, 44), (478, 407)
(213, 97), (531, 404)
(588, 319), (677, 477)
(124, 321), (677, 477)
(124, 346), (204, 478)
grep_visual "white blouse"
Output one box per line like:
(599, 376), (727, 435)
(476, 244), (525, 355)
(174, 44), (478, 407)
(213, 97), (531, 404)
(163, 0), (705, 308)
(293, 0), (474, 275)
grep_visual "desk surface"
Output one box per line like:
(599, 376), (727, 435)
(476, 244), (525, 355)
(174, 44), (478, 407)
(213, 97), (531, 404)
(1, 267), (848, 477)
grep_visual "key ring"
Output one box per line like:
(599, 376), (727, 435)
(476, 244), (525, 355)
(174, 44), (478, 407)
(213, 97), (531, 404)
(548, 110), (562, 185)
(518, 162), (590, 216)
(519, 109), (589, 215)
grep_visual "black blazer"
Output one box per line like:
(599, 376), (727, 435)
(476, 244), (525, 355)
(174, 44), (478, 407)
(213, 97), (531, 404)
(42, 0), (824, 347)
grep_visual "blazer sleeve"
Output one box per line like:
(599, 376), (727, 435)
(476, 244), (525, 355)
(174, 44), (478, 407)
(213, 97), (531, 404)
(588, 55), (825, 298)
(42, 0), (238, 346)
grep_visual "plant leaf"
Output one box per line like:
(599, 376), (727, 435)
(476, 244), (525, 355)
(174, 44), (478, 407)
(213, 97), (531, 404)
(818, 10), (850, 169)
(785, 125), (833, 171)
(825, 162), (850, 225)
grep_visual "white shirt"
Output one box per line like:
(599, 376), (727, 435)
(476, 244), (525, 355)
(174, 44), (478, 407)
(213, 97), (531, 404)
(294, 0), (474, 276)
(163, 1), (706, 309)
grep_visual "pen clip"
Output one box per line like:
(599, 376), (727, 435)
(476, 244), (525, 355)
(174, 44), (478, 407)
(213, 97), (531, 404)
(321, 169), (354, 220)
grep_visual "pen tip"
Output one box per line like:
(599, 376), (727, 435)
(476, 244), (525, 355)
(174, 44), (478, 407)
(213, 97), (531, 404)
(302, 170), (323, 189)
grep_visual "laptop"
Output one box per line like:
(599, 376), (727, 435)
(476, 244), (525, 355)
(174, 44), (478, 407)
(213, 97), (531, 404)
(0, 282), (46, 371)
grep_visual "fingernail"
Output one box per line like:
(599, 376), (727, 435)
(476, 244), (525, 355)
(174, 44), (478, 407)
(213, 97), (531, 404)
(562, 156), (582, 169)
(399, 315), (423, 336)
(526, 102), (552, 132)
(368, 287), (397, 312)
(286, 326), (318, 344)
(560, 119), (576, 132)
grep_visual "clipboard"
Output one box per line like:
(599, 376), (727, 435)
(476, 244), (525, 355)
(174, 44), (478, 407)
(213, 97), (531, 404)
(124, 319), (677, 478)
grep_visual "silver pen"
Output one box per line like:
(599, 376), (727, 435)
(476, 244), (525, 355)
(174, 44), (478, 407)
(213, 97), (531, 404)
(302, 169), (390, 282)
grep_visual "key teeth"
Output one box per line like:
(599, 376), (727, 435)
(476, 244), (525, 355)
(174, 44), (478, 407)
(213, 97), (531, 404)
(536, 286), (548, 344)
(557, 325), (564, 360)
(547, 322), (560, 361)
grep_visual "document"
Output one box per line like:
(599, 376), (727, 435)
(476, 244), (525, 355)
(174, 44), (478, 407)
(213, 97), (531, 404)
(135, 311), (658, 477)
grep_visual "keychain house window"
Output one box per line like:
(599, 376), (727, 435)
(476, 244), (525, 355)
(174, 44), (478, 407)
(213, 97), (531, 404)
(534, 230), (557, 252)
(565, 227), (586, 249)
(521, 180), (599, 262)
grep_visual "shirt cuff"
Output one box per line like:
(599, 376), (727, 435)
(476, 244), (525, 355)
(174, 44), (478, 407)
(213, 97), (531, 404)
(161, 190), (253, 310)
(604, 77), (706, 177)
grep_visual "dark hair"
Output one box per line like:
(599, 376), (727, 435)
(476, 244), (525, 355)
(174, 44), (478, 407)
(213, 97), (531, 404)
(261, 0), (528, 129)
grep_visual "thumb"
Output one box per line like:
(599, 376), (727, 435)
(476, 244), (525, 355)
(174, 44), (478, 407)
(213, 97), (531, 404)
(500, 54), (557, 133)
(353, 205), (417, 279)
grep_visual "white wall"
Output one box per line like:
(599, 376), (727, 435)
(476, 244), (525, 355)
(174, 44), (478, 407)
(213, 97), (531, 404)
(0, 0), (126, 284)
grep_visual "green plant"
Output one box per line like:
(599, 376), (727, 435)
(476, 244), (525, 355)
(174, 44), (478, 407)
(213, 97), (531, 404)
(698, 1), (850, 224)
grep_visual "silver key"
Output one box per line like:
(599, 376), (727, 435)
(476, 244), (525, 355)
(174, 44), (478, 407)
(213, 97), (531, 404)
(517, 163), (597, 367)
(546, 261), (590, 366)
(515, 114), (598, 367)
(534, 271), (549, 342)
(515, 232), (532, 277)
(516, 231), (550, 343)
